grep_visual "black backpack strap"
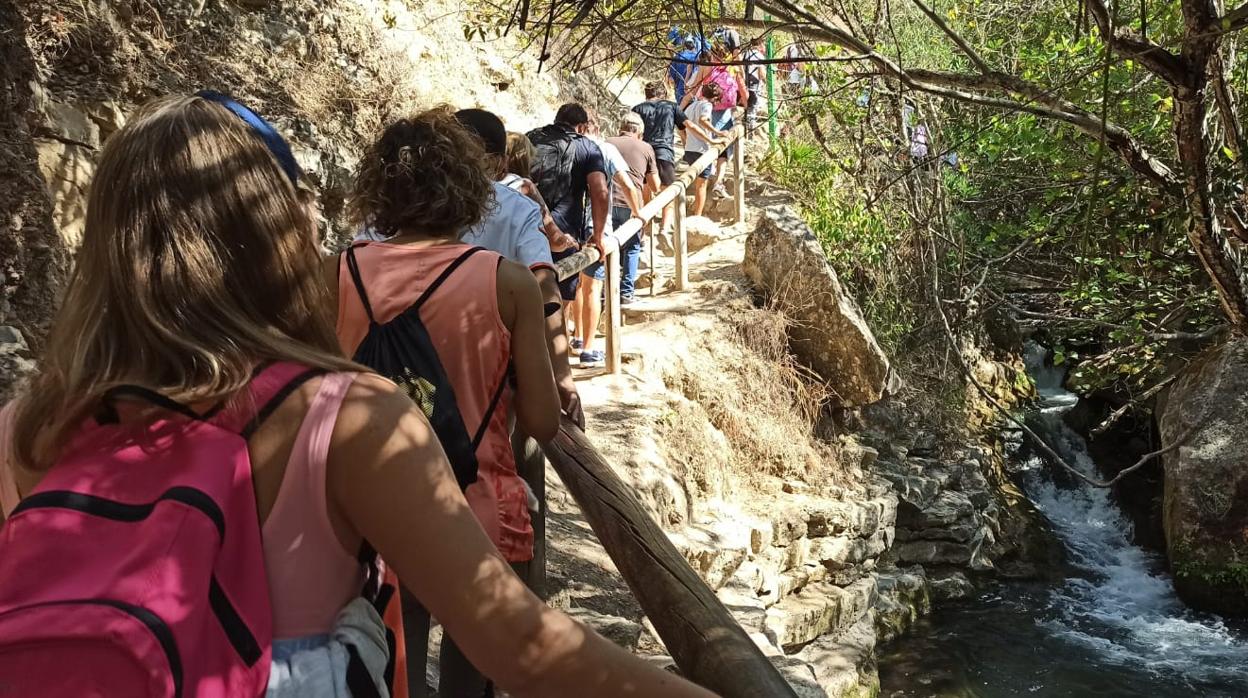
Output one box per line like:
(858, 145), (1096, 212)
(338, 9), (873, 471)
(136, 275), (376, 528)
(345, 644), (382, 698)
(239, 367), (326, 439)
(344, 246), (378, 325)
(412, 247), (487, 312)
(97, 386), (204, 424)
(471, 363), (513, 450)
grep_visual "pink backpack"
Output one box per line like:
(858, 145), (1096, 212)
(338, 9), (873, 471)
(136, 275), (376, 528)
(0, 362), (323, 697)
(708, 67), (741, 111)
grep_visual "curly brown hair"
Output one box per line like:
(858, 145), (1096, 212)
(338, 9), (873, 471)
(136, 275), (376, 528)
(349, 106), (494, 238)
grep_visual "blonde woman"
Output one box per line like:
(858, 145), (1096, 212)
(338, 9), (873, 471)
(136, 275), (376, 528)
(0, 93), (714, 698)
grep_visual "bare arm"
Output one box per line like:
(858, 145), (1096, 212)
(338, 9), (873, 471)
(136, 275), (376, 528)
(327, 378), (714, 697)
(497, 259), (560, 442)
(682, 112), (722, 143)
(586, 171), (610, 251)
(519, 179), (575, 250)
(614, 170), (643, 217)
(532, 267), (583, 430)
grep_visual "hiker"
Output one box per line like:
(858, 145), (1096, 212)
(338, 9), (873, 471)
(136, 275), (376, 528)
(525, 104), (610, 334)
(337, 106), (557, 698)
(682, 82), (730, 217)
(569, 117), (642, 365)
(783, 40), (820, 102)
(455, 111), (573, 630)
(503, 130), (580, 255)
(742, 36), (766, 136)
(667, 30), (702, 105)
(681, 29), (747, 200)
(634, 81), (709, 238)
(606, 112), (660, 305)
(0, 93), (713, 698)
(336, 107), (709, 698)
(454, 109), (583, 430)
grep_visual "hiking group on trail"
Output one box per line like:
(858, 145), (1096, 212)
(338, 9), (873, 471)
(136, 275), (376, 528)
(0, 23), (768, 698)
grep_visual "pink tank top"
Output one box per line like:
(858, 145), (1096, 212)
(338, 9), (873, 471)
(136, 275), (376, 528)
(337, 241), (533, 562)
(0, 373), (364, 639)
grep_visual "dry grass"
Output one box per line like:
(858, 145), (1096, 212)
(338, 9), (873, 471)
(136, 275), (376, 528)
(659, 299), (845, 487)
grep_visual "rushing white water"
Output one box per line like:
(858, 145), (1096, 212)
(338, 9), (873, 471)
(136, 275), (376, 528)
(1020, 343), (1248, 687)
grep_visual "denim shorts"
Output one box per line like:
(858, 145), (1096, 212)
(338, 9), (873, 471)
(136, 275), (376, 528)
(553, 247), (580, 300)
(583, 207), (633, 281)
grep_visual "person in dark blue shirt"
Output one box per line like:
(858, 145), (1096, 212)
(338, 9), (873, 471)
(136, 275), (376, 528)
(668, 34), (702, 105)
(527, 104), (609, 306)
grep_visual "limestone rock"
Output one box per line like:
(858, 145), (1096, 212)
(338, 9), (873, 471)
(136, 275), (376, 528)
(875, 570), (930, 642)
(771, 657), (829, 698)
(34, 138), (94, 247)
(742, 205), (894, 406)
(1158, 339), (1248, 616)
(763, 579), (875, 650)
(794, 611), (880, 698)
(41, 102), (100, 148)
(0, 327), (35, 402)
(928, 571), (976, 601)
(683, 215), (729, 252)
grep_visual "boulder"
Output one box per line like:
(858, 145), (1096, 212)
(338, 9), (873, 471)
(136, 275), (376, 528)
(742, 205), (894, 406)
(1158, 339), (1248, 616)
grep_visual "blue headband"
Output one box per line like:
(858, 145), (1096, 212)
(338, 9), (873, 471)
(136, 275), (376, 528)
(196, 90), (301, 185)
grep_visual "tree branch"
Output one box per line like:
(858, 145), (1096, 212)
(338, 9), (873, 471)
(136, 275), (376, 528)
(1083, 0), (1190, 83)
(1223, 3), (1248, 33)
(727, 7), (1181, 191)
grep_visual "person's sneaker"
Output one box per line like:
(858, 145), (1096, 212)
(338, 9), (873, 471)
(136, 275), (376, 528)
(579, 350), (605, 365)
(571, 337), (583, 350)
(621, 295), (636, 306)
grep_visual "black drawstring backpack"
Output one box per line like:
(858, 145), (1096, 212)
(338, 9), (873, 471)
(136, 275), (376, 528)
(343, 244), (508, 490)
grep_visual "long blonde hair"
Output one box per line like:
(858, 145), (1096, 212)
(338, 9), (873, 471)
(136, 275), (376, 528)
(12, 94), (356, 470)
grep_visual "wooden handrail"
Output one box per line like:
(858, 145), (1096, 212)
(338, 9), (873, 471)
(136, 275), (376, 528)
(543, 417), (798, 698)
(554, 127), (746, 283)
(556, 127), (748, 374)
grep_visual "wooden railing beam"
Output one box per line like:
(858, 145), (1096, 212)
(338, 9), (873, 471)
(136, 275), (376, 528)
(543, 418), (799, 698)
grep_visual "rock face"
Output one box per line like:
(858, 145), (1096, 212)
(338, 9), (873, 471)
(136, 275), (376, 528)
(743, 204), (894, 406)
(1158, 339), (1248, 616)
(0, 3), (69, 396)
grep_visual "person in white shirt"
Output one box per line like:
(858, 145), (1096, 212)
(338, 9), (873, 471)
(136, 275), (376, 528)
(681, 83), (728, 216)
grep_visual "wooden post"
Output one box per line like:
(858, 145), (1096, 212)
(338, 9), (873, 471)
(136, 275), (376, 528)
(733, 133), (747, 225)
(647, 218), (657, 296)
(604, 248), (622, 374)
(674, 185), (688, 291)
(543, 419), (799, 698)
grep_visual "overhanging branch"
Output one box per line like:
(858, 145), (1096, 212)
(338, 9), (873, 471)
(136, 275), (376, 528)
(1083, 0), (1190, 83)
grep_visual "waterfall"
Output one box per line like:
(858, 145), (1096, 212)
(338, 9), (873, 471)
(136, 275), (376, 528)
(1020, 343), (1248, 686)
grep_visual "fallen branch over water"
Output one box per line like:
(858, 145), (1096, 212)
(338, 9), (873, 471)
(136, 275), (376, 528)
(928, 239), (1193, 489)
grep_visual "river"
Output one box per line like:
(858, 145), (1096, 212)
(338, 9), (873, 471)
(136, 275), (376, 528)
(878, 346), (1248, 697)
